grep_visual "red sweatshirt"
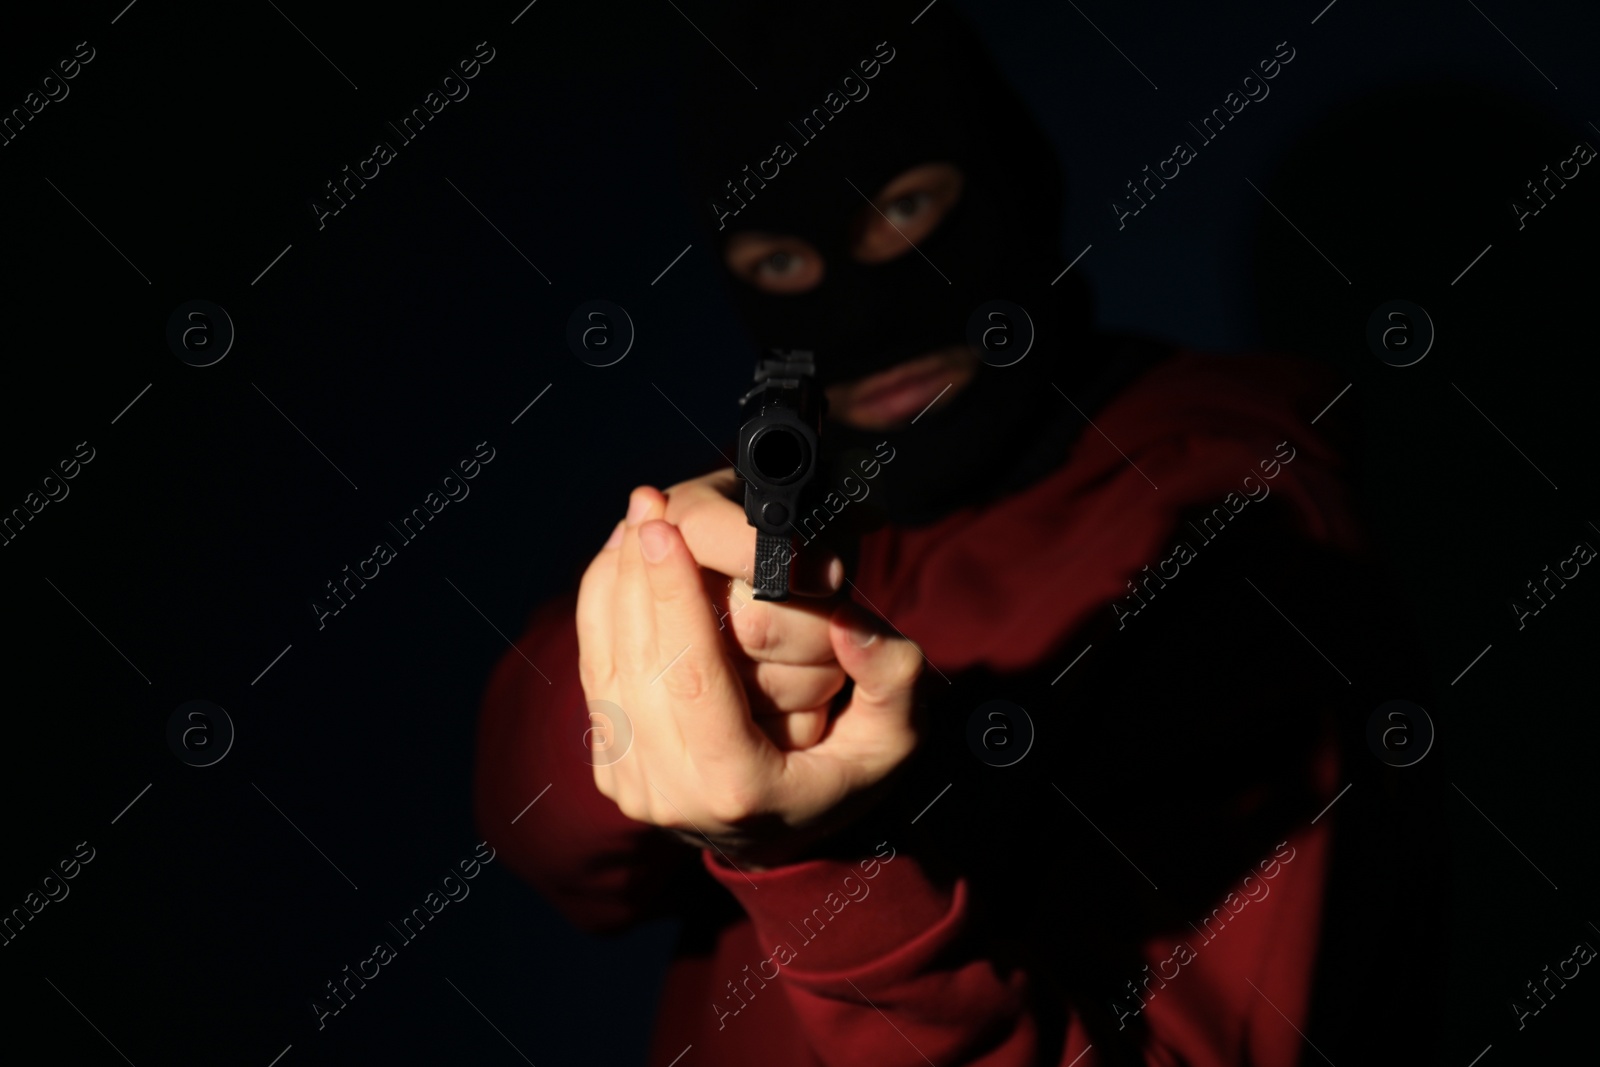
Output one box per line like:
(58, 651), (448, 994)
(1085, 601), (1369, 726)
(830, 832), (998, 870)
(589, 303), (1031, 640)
(475, 347), (1369, 1066)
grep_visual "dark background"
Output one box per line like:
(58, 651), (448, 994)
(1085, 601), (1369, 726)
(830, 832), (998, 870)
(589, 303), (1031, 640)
(1, 0), (1596, 1063)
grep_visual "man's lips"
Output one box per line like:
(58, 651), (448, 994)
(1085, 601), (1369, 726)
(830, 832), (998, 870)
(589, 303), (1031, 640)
(837, 356), (954, 425)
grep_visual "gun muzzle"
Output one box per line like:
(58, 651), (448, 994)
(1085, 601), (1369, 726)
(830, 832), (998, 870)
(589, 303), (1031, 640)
(736, 351), (822, 601)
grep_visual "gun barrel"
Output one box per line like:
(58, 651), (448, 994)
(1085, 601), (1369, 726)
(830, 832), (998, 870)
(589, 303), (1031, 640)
(736, 351), (821, 601)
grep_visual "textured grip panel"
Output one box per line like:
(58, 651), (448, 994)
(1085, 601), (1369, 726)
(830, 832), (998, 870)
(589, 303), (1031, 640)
(752, 531), (792, 602)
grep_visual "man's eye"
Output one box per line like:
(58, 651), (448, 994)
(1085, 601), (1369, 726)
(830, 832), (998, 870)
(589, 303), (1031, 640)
(760, 250), (799, 276)
(884, 192), (929, 224)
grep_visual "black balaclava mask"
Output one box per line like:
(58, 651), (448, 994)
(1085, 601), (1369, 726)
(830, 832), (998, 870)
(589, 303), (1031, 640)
(674, 1), (1105, 525)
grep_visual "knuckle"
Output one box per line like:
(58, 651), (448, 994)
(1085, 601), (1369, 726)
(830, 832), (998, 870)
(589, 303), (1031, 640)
(895, 643), (926, 684)
(705, 781), (761, 825)
(613, 789), (651, 824)
(731, 600), (775, 653)
(757, 663), (843, 709)
(659, 655), (710, 703)
(676, 503), (716, 554)
(662, 489), (693, 526)
(576, 653), (610, 696)
(664, 476), (713, 517)
(819, 665), (849, 702)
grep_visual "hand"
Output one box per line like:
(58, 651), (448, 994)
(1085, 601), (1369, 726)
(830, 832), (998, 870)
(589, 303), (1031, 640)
(660, 470), (845, 750)
(577, 488), (922, 867)
(659, 468), (843, 596)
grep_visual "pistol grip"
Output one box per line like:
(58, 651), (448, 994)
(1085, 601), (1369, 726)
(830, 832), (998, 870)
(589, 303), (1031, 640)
(752, 531), (792, 602)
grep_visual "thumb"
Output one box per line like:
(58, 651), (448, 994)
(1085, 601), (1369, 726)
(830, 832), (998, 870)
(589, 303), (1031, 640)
(828, 602), (924, 719)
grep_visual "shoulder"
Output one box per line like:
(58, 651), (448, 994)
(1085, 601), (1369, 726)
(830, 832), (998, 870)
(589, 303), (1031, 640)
(1045, 341), (1364, 556)
(1096, 340), (1351, 460)
(862, 341), (1365, 673)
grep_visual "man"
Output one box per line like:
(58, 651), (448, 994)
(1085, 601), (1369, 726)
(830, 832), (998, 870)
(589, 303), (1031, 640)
(475, 4), (1439, 1063)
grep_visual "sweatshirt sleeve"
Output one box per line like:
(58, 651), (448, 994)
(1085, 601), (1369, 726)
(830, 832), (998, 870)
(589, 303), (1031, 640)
(699, 814), (1333, 1067)
(472, 592), (697, 933)
(700, 846), (1052, 1064)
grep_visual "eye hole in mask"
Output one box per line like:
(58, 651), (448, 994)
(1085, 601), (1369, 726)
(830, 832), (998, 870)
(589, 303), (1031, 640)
(850, 161), (965, 264)
(724, 161), (966, 294)
(725, 235), (824, 293)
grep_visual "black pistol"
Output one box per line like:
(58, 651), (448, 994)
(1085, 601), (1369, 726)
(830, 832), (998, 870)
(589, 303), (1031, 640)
(736, 350), (822, 602)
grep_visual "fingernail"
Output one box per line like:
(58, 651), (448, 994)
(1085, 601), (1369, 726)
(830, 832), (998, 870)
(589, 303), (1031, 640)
(604, 521), (625, 549)
(639, 522), (670, 563)
(626, 491), (651, 526)
(826, 557), (844, 592)
(848, 621), (878, 648)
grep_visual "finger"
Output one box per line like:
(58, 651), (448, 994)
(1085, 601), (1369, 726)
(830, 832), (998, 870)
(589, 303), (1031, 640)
(575, 522), (626, 691)
(827, 602), (923, 723)
(636, 518), (767, 761)
(663, 468), (740, 511)
(727, 581), (841, 665)
(754, 709), (829, 751)
(613, 486), (669, 653)
(701, 566), (744, 638)
(762, 606), (921, 821)
(741, 660), (846, 714)
(661, 468), (741, 536)
(672, 487), (842, 596)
